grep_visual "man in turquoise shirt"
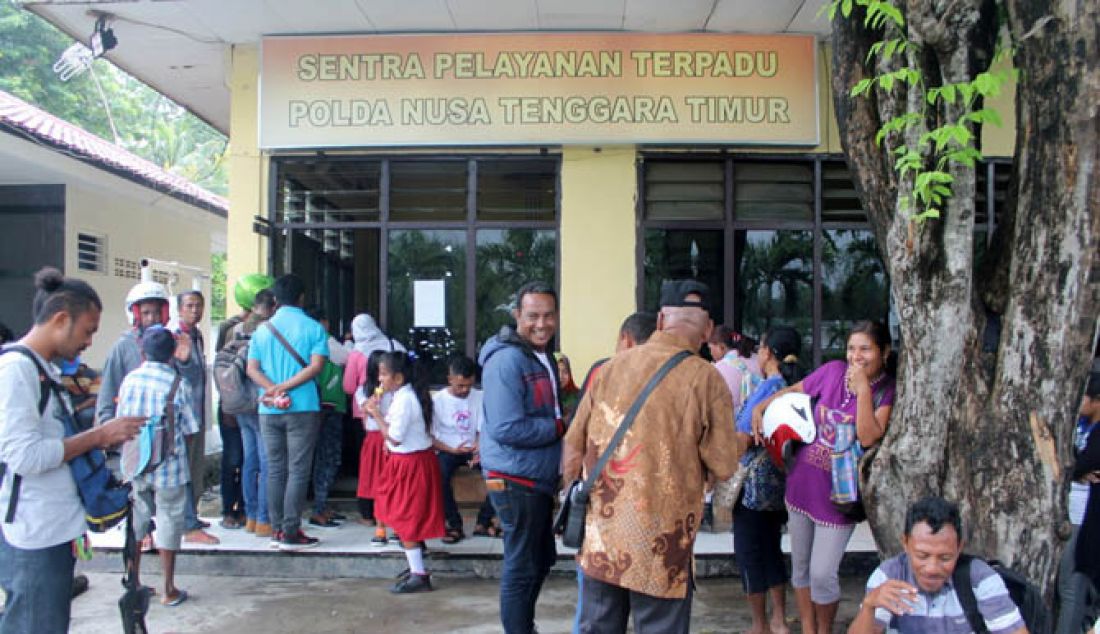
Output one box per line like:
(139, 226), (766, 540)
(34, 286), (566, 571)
(246, 274), (328, 550)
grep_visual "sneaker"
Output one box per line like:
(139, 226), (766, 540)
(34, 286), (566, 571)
(279, 530), (320, 551)
(371, 534), (389, 547)
(308, 514), (341, 528)
(395, 567), (411, 581)
(390, 573), (432, 594)
(268, 530), (285, 549)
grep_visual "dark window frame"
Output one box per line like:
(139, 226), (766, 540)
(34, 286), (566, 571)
(268, 153), (562, 363)
(638, 153), (1004, 368)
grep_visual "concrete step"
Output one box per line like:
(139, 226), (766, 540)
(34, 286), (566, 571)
(84, 514), (879, 580)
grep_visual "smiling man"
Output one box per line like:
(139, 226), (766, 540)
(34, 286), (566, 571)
(848, 496), (1028, 634)
(478, 281), (563, 634)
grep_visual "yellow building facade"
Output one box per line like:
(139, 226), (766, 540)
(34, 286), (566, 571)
(224, 37), (1014, 379)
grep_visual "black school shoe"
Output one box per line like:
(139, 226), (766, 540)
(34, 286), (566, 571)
(390, 573), (432, 594)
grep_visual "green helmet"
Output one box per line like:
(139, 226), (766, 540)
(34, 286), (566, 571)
(234, 273), (274, 310)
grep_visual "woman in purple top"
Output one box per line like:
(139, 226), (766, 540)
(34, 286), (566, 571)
(752, 320), (896, 634)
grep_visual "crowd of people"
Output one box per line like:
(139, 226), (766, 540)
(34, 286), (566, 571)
(0, 266), (1097, 633)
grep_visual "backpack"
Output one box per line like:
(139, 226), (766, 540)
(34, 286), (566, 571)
(213, 338), (257, 415)
(119, 372), (181, 480)
(317, 360), (347, 413)
(953, 554), (1052, 634)
(0, 346), (131, 532)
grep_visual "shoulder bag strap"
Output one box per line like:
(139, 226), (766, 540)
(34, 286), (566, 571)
(264, 321), (308, 369)
(582, 350), (692, 494)
(163, 372), (182, 455)
(953, 555), (988, 633)
(1, 345), (66, 523)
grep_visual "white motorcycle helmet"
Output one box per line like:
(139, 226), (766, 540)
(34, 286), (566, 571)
(125, 281), (170, 327)
(762, 392), (815, 469)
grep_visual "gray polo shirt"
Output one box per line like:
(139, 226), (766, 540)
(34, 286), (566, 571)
(866, 553), (1025, 633)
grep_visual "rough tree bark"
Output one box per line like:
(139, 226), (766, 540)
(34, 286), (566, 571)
(832, 0), (1100, 591)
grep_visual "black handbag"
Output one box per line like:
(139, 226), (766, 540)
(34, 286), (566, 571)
(555, 350), (692, 549)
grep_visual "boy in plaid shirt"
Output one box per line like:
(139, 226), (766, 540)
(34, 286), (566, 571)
(117, 326), (199, 606)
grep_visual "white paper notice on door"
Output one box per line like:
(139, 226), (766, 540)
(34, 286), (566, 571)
(413, 279), (446, 327)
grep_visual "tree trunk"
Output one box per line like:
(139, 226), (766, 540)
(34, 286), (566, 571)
(832, 0), (1100, 591)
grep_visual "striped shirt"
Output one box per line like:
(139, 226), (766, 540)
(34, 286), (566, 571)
(116, 362), (199, 489)
(868, 553), (1025, 633)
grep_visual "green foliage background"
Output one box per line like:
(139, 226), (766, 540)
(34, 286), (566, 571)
(0, 2), (228, 195)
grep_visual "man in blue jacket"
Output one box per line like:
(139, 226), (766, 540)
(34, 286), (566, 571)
(479, 281), (562, 634)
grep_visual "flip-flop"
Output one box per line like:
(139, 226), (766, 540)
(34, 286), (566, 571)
(161, 589), (188, 607)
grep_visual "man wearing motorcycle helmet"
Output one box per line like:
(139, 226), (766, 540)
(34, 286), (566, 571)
(95, 279), (220, 545)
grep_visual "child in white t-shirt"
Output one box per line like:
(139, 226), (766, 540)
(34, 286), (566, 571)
(364, 352), (445, 594)
(431, 356), (498, 543)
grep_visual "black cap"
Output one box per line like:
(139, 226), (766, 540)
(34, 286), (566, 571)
(141, 325), (176, 364)
(659, 280), (710, 314)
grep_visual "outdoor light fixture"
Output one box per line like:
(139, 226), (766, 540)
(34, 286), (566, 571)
(52, 14), (117, 82)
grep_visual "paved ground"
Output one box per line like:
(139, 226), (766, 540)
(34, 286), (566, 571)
(67, 570), (866, 633)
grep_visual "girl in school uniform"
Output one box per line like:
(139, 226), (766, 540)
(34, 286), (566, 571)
(364, 351), (446, 594)
(351, 350), (393, 545)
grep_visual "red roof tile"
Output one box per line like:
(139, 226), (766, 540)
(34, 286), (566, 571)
(0, 89), (228, 216)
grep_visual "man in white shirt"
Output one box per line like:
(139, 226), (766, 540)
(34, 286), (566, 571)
(431, 356), (497, 542)
(0, 268), (143, 633)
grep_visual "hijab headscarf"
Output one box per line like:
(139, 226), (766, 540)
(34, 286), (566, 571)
(351, 313), (406, 358)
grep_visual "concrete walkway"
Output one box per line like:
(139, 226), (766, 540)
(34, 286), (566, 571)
(68, 571), (868, 633)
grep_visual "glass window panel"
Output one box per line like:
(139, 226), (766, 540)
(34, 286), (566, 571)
(390, 161), (467, 221)
(387, 229), (467, 384)
(734, 162), (812, 222)
(643, 229), (725, 325)
(645, 161), (724, 221)
(476, 229), (557, 348)
(477, 159), (557, 221)
(735, 230), (813, 356)
(821, 229), (889, 361)
(275, 159), (381, 223)
(822, 161), (867, 223)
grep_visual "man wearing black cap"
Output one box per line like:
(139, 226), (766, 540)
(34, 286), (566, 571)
(562, 280), (744, 634)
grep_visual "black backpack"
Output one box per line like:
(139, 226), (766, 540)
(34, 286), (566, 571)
(0, 346), (131, 532)
(953, 554), (1051, 634)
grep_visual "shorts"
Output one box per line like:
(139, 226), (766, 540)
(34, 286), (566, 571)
(131, 481), (188, 551)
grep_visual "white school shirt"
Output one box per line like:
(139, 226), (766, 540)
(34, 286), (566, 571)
(355, 386), (392, 432)
(0, 347), (86, 549)
(431, 388), (483, 450)
(384, 385), (432, 454)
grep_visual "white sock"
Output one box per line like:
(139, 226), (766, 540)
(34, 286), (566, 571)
(404, 547), (426, 575)
(704, 490), (714, 504)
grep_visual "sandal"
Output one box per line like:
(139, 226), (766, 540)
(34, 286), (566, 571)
(441, 527), (465, 544)
(473, 524), (500, 538)
(161, 589), (189, 607)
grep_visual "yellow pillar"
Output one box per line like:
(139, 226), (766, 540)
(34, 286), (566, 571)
(226, 44), (268, 314)
(559, 146), (638, 376)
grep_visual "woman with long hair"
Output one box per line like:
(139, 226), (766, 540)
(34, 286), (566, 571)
(752, 321), (896, 634)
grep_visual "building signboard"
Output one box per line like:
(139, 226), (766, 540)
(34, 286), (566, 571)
(260, 33), (818, 148)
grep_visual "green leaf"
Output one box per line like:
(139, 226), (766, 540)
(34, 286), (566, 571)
(880, 74), (895, 92)
(851, 78), (874, 97)
(942, 84), (956, 104)
(842, 0), (854, 18)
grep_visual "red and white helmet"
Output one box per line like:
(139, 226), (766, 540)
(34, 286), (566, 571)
(762, 392), (815, 469)
(124, 281), (170, 327)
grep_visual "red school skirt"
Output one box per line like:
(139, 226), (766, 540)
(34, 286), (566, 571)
(357, 430), (386, 499)
(375, 449), (446, 543)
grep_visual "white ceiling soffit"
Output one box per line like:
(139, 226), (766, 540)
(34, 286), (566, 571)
(21, 0), (834, 135)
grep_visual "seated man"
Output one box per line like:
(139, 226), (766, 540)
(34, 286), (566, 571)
(849, 496), (1027, 634)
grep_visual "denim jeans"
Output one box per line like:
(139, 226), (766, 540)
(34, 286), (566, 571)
(218, 413), (244, 517)
(0, 530), (76, 634)
(1056, 525), (1098, 634)
(183, 481), (203, 531)
(490, 482), (557, 634)
(438, 451), (495, 529)
(311, 408), (344, 514)
(261, 412), (321, 536)
(238, 413), (269, 524)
